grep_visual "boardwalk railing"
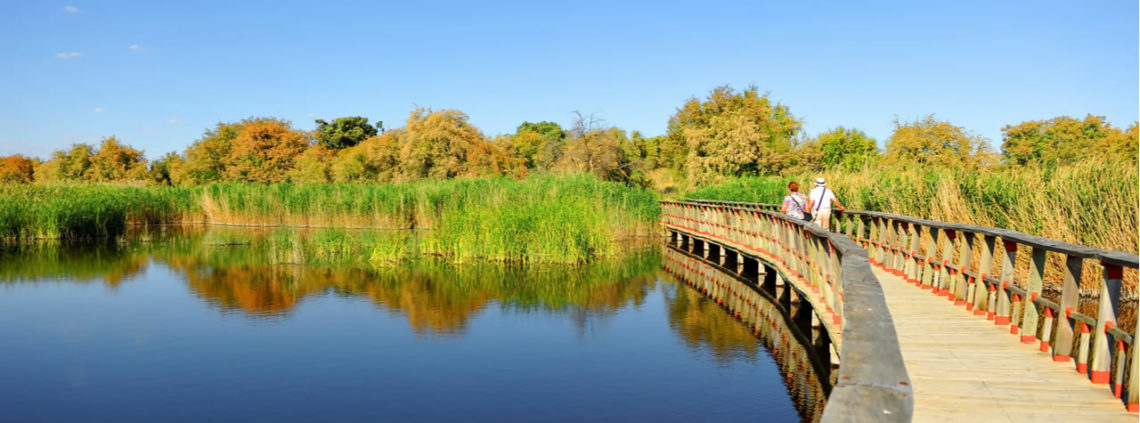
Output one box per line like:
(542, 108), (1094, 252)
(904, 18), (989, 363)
(660, 200), (914, 423)
(681, 199), (1140, 413)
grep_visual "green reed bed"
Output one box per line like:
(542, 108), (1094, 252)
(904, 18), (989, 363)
(0, 184), (200, 241)
(201, 174), (660, 263)
(682, 176), (794, 204)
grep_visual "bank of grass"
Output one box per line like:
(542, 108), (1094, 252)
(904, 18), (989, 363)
(0, 174), (660, 264)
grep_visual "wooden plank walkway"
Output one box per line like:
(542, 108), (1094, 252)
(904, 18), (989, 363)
(873, 267), (1134, 422)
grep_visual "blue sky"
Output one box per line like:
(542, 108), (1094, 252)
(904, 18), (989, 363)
(1, 1), (1136, 159)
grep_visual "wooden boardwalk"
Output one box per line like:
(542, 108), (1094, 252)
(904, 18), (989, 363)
(874, 267), (1134, 422)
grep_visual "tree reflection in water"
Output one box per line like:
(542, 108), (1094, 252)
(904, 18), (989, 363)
(0, 225), (661, 336)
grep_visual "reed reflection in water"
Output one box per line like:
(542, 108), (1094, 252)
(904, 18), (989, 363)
(0, 226), (813, 422)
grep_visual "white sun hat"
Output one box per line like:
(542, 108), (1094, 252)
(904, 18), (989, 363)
(815, 177), (826, 186)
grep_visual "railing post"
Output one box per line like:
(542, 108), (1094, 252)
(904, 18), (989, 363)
(1129, 318), (1139, 412)
(957, 232), (974, 307)
(974, 235), (995, 317)
(907, 224), (921, 285)
(938, 230), (955, 299)
(1019, 248), (1046, 343)
(921, 226), (937, 290)
(890, 219), (904, 274)
(1053, 256), (1082, 361)
(995, 240), (1017, 326)
(1090, 263), (1122, 385)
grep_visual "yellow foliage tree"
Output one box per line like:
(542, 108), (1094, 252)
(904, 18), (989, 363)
(884, 115), (996, 168)
(85, 137), (148, 182)
(223, 119), (310, 183)
(668, 86), (802, 186)
(1001, 115), (1138, 165)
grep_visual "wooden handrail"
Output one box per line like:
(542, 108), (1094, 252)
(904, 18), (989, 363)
(681, 198), (1140, 413)
(660, 200), (914, 422)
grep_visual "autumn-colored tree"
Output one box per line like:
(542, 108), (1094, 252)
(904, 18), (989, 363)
(330, 132), (402, 182)
(85, 137), (148, 182)
(36, 143), (95, 182)
(884, 115), (995, 168)
(181, 122), (242, 185)
(314, 116), (381, 150)
(1001, 115), (1138, 165)
(223, 118), (310, 183)
(395, 108), (497, 181)
(0, 155), (35, 184)
(287, 145), (335, 183)
(668, 86), (802, 185)
(557, 125), (626, 182)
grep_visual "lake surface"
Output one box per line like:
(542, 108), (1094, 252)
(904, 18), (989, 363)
(0, 226), (823, 422)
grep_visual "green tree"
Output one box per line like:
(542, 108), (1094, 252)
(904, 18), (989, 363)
(510, 121), (565, 170)
(815, 126), (879, 170)
(668, 85), (802, 185)
(149, 152), (184, 186)
(1001, 115), (1138, 165)
(884, 115), (995, 168)
(314, 116), (381, 150)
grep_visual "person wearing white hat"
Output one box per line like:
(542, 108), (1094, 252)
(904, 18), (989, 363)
(807, 177), (845, 230)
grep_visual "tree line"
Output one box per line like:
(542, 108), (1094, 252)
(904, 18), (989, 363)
(1, 85), (1136, 188)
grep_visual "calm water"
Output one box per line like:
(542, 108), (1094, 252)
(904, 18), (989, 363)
(0, 226), (820, 422)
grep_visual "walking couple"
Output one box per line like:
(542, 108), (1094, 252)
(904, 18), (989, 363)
(779, 177), (845, 230)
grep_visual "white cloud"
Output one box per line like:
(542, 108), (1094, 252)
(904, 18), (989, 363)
(166, 118), (184, 125)
(63, 6), (80, 14)
(129, 44), (150, 54)
(55, 52), (82, 60)
(93, 107), (105, 113)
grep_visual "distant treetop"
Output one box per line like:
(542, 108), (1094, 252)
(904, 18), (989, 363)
(315, 116), (382, 150)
